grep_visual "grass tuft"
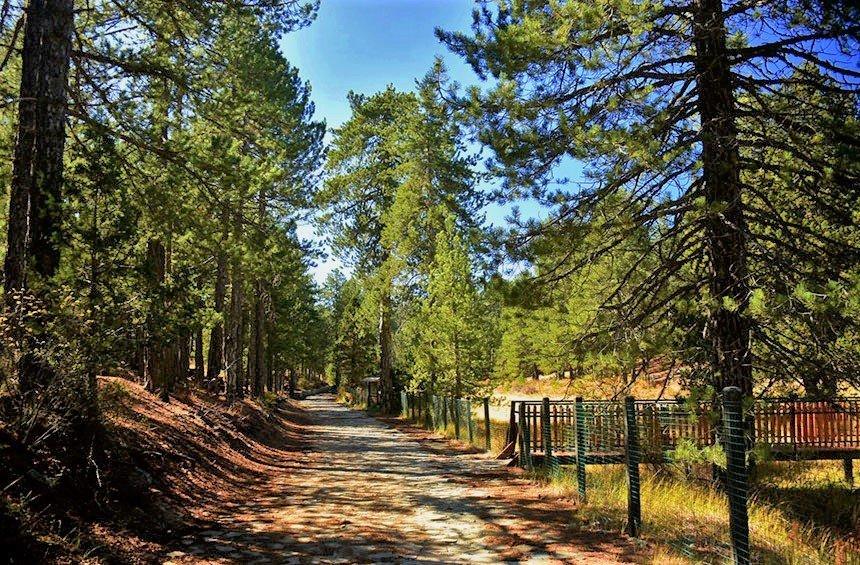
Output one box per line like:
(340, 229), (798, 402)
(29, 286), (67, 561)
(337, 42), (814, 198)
(529, 462), (858, 564)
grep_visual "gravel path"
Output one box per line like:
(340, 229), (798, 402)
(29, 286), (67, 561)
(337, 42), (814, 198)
(166, 395), (635, 564)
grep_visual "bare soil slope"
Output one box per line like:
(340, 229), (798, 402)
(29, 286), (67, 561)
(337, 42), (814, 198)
(1, 377), (307, 564)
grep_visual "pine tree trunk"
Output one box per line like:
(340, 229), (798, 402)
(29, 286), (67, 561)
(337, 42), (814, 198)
(251, 284), (266, 396)
(207, 250), (227, 384)
(194, 326), (204, 382)
(4, 0), (45, 298)
(179, 330), (190, 386)
(29, 0), (73, 280)
(226, 259), (243, 401)
(379, 288), (394, 411)
(454, 337), (462, 398)
(4, 0), (73, 295)
(4, 0), (73, 395)
(144, 239), (170, 401)
(265, 296), (274, 392)
(693, 0), (752, 395)
(238, 303), (247, 399)
(248, 299), (258, 395)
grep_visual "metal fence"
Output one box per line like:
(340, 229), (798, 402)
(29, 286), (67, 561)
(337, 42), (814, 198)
(400, 390), (492, 451)
(509, 389), (860, 564)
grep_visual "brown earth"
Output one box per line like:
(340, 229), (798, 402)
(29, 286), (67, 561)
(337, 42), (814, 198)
(3, 382), (643, 564)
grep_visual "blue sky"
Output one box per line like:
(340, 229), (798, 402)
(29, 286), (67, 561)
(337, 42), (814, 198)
(280, 0), (479, 130)
(280, 0), (564, 282)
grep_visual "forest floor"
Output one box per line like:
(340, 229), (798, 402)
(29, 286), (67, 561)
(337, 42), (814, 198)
(164, 395), (641, 564)
(3, 382), (645, 564)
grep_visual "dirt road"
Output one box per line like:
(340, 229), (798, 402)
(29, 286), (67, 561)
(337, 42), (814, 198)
(168, 395), (637, 564)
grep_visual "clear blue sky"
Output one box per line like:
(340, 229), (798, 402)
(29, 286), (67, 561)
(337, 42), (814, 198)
(280, 0), (568, 282)
(280, 0), (479, 130)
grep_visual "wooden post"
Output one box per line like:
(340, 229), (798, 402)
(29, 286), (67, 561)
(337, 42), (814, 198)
(542, 397), (554, 470)
(519, 402), (532, 470)
(484, 398), (492, 452)
(844, 458), (854, 487)
(624, 396), (642, 537)
(575, 396), (587, 501)
(507, 401), (517, 445)
(366, 381), (372, 409)
(442, 396), (448, 430)
(722, 387), (750, 565)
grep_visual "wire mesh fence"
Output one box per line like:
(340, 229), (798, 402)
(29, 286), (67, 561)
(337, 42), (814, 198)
(510, 389), (860, 564)
(342, 383), (858, 562)
(400, 390), (492, 451)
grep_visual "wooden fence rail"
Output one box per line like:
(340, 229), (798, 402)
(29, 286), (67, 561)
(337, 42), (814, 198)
(507, 397), (860, 463)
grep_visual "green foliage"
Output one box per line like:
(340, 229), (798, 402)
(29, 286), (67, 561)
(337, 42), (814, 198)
(323, 272), (377, 388)
(1, 0), (327, 415)
(669, 439), (727, 469)
(405, 215), (499, 397)
(319, 66), (489, 400)
(438, 0), (860, 394)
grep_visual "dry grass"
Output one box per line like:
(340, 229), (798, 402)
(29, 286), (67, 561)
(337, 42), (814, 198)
(495, 373), (683, 403)
(531, 461), (859, 564)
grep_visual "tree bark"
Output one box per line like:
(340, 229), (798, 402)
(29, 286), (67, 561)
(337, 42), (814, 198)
(379, 288), (394, 411)
(226, 257), (243, 401)
(265, 292), (274, 392)
(693, 0), (752, 395)
(238, 302), (247, 399)
(194, 326), (204, 382)
(3, 0), (73, 395)
(4, 0), (45, 297)
(143, 239), (170, 401)
(29, 0), (74, 280)
(207, 249), (227, 383)
(4, 0), (73, 292)
(178, 330), (190, 385)
(251, 283), (266, 396)
(249, 184), (271, 397)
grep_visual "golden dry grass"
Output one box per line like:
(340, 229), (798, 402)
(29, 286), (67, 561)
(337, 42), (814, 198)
(532, 462), (858, 564)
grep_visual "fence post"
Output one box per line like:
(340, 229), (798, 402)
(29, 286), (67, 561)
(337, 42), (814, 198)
(484, 398), (492, 451)
(624, 396), (642, 537)
(518, 402), (532, 470)
(722, 387), (750, 565)
(542, 397), (555, 471)
(575, 396), (587, 501)
(453, 398), (461, 439)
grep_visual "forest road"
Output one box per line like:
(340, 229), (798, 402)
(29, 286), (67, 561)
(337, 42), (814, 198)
(167, 395), (637, 564)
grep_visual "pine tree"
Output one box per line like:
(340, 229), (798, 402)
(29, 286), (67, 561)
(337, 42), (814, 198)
(438, 0), (859, 395)
(410, 214), (496, 398)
